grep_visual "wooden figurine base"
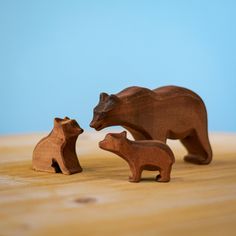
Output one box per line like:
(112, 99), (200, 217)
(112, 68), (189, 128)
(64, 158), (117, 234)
(32, 117), (83, 175)
(99, 131), (175, 182)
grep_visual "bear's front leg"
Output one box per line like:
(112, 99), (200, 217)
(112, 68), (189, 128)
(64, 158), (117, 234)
(128, 164), (142, 183)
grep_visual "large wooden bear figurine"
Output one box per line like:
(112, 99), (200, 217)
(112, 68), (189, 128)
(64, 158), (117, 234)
(90, 86), (212, 165)
(32, 117), (83, 175)
(99, 131), (175, 182)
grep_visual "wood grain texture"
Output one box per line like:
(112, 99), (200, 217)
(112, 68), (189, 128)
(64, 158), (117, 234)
(99, 131), (175, 182)
(0, 132), (236, 236)
(90, 86), (212, 164)
(32, 117), (83, 175)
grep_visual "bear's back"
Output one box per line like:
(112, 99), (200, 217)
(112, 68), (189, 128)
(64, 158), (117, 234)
(153, 85), (203, 102)
(116, 85), (203, 104)
(33, 131), (62, 158)
(116, 86), (156, 103)
(130, 140), (175, 163)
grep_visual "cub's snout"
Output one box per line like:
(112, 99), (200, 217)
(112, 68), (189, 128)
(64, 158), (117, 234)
(78, 128), (84, 134)
(99, 139), (108, 149)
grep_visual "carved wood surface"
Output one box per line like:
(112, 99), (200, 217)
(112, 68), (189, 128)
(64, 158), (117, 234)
(0, 132), (235, 236)
(99, 131), (175, 182)
(32, 117), (83, 175)
(90, 86), (212, 165)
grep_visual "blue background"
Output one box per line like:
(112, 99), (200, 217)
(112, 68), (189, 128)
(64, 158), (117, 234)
(0, 0), (236, 134)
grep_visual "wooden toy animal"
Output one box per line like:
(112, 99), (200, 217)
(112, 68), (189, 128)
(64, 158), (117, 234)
(99, 131), (175, 182)
(32, 117), (83, 175)
(90, 85), (212, 165)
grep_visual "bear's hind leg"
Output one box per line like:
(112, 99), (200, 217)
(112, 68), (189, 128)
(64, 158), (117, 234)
(156, 165), (172, 182)
(181, 129), (212, 165)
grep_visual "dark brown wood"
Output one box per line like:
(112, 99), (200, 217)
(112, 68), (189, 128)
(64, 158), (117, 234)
(32, 117), (83, 175)
(99, 131), (175, 182)
(90, 85), (212, 165)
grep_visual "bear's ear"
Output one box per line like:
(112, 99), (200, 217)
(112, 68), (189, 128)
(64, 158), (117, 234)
(109, 94), (120, 103)
(100, 92), (109, 102)
(120, 131), (127, 138)
(54, 118), (62, 126)
(61, 120), (72, 134)
(103, 94), (121, 112)
(105, 133), (112, 139)
(64, 116), (70, 120)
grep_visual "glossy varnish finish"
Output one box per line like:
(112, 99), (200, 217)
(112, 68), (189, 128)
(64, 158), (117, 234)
(99, 131), (175, 182)
(90, 86), (212, 165)
(32, 117), (83, 175)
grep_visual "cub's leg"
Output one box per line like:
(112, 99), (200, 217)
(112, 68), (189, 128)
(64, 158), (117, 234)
(32, 156), (58, 173)
(55, 156), (72, 175)
(156, 165), (172, 182)
(128, 164), (142, 183)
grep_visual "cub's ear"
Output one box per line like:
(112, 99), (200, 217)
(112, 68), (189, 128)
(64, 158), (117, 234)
(61, 120), (71, 132)
(105, 133), (112, 138)
(109, 94), (120, 103)
(54, 118), (62, 125)
(120, 131), (127, 138)
(64, 116), (70, 120)
(100, 92), (109, 102)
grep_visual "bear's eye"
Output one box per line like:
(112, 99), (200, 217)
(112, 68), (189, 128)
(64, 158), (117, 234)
(98, 112), (106, 119)
(94, 110), (105, 116)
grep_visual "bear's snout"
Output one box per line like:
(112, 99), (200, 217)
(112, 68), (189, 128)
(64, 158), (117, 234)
(99, 139), (108, 149)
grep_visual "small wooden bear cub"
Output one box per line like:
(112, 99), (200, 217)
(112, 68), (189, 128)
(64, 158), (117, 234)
(32, 117), (83, 175)
(99, 131), (175, 182)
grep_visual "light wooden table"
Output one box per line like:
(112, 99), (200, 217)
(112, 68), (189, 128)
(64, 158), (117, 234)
(0, 131), (236, 236)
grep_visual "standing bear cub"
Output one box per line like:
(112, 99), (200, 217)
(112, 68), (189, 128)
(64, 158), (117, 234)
(99, 131), (175, 182)
(32, 117), (83, 175)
